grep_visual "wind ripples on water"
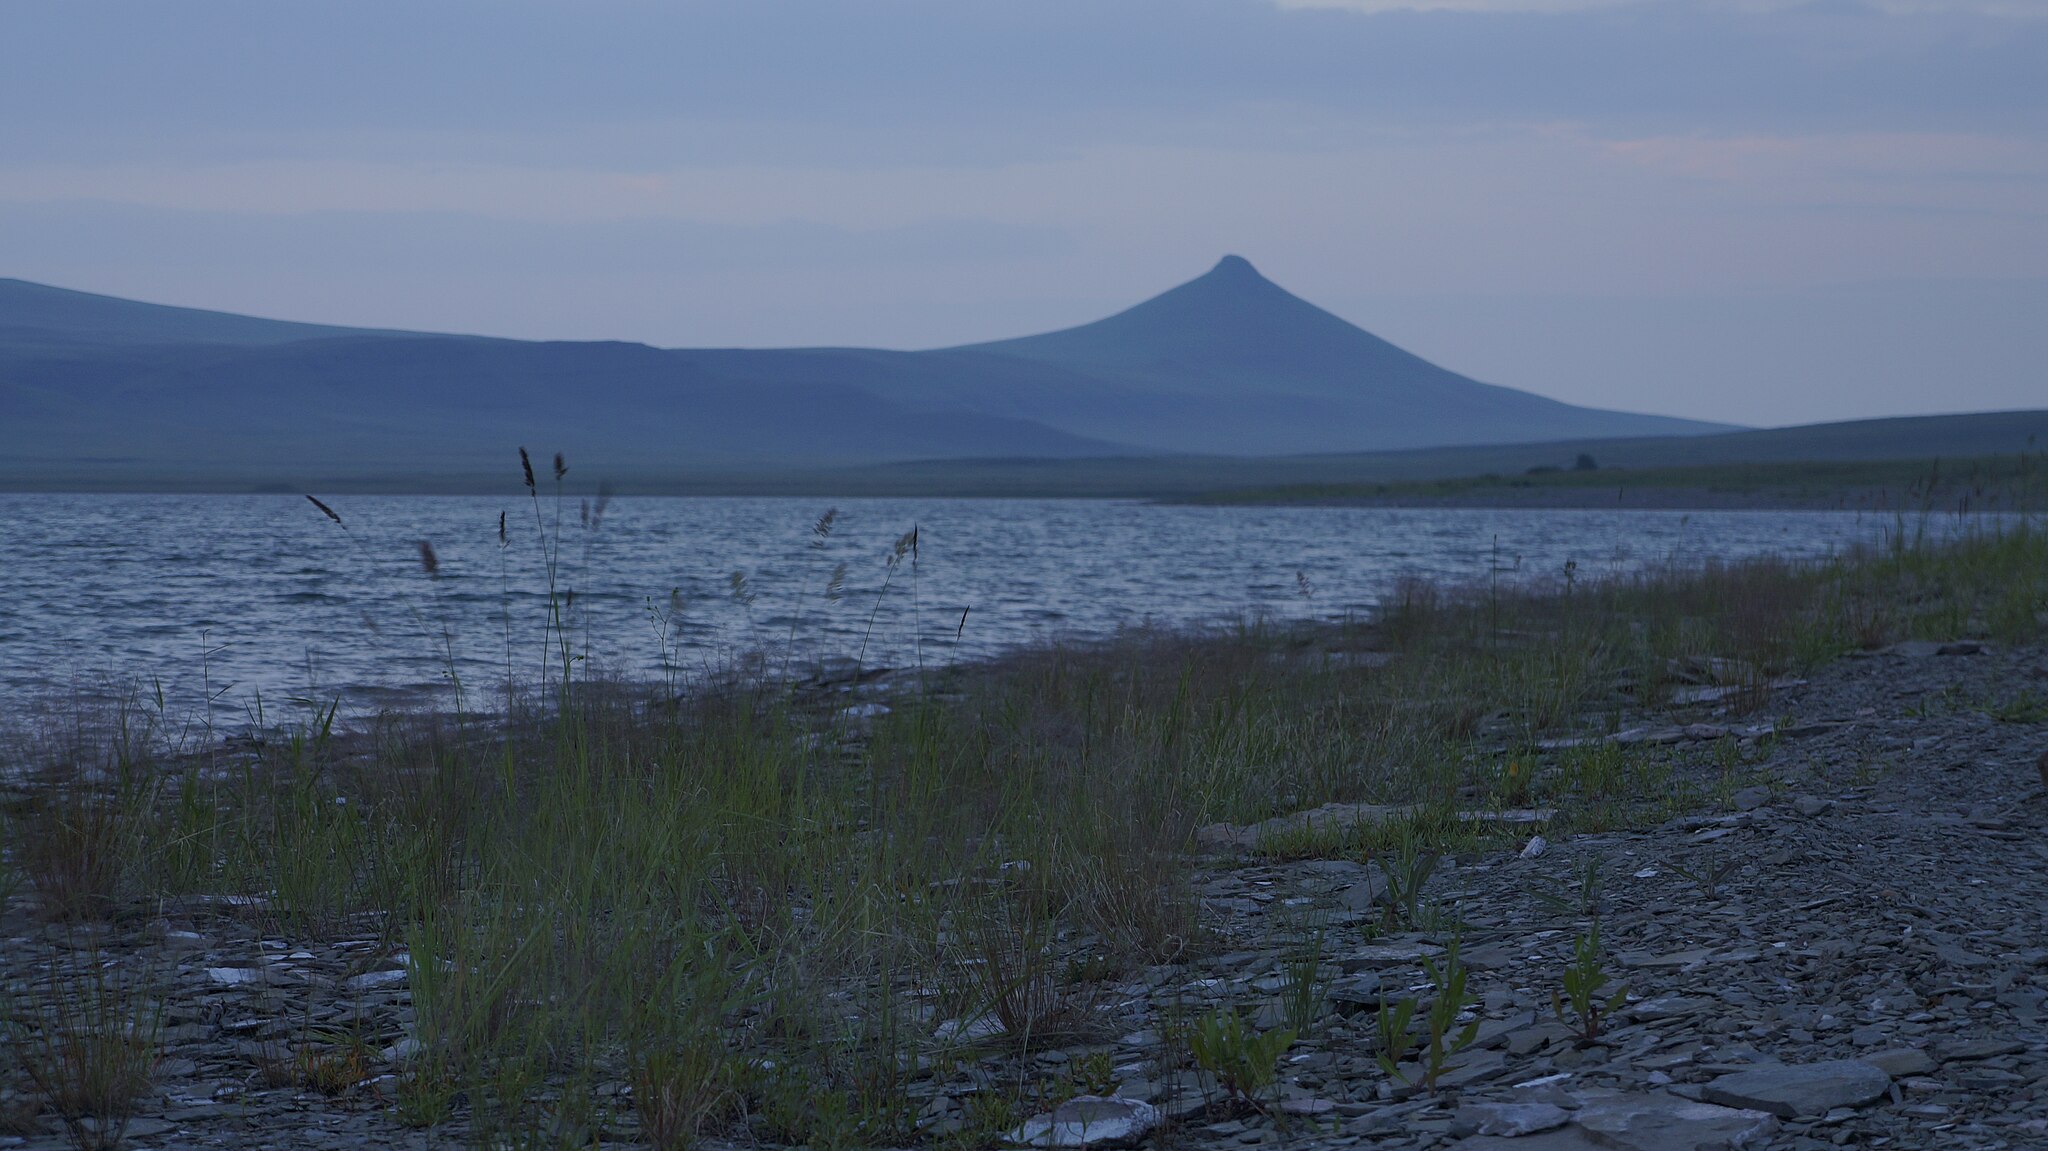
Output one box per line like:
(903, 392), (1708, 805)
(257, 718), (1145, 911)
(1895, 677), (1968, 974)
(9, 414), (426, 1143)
(0, 493), (1988, 722)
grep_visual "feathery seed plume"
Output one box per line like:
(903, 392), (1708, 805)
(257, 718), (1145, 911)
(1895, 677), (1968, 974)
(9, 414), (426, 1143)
(417, 540), (440, 577)
(519, 448), (535, 491)
(553, 452), (567, 481)
(305, 495), (343, 525)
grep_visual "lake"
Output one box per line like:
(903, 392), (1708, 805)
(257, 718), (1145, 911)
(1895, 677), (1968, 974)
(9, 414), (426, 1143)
(0, 494), (1979, 724)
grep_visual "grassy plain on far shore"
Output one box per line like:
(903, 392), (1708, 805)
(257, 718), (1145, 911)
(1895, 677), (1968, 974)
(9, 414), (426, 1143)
(2, 505), (2045, 1149)
(1184, 453), (2048, 512)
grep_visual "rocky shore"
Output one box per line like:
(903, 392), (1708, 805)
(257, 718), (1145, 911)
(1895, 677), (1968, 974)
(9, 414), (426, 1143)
(4, 639), (2045, 1151)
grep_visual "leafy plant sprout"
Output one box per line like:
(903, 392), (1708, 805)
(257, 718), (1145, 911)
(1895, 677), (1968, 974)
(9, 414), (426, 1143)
(1187, 1008), (1294, 1110)
(1373, 840), (1441, 930)
(1554, 924), (1628, 1044)
(1668, 848), (1741, 901)
(1375, 938), (1480, 1094)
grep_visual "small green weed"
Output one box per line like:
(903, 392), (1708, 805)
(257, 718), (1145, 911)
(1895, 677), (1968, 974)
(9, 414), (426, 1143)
(1668, 849), (1741, 901)
(1373, 841), (1440, 929)
(1069, 1050), (1116, 1097)
(1276, 917), (1330, 1037)
(1553, 925), (1628, 1045)
(1987, 693), (2048, 724)
(1375, 939), (1481, 1094)
(1530, 851), (1605, 920)
(392, 1060), (457, 1129)
(1188, 1008), (1294, 1108)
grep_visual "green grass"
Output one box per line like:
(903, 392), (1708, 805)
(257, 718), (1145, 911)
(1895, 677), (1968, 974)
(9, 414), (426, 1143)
(2, 505), (2043, 1147)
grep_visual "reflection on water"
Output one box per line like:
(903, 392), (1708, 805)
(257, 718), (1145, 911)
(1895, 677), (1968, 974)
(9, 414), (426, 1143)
(0, 493), (1995, 719)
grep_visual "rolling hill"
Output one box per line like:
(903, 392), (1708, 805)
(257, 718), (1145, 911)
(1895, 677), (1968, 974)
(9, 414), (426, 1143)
(1, 259), (1737, 490)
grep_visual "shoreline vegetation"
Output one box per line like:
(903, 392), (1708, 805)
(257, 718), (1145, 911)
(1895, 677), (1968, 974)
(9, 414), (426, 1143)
(1179, 454), (2048, 513)
(2, 486), (2045, 1149)
(4, 410), (2044, 505)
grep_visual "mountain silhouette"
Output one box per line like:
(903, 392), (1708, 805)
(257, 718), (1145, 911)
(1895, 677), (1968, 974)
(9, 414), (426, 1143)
(955, 256), (1721, 454)
(0, 260), (1730, 486)
(970, 254), (1442, 392)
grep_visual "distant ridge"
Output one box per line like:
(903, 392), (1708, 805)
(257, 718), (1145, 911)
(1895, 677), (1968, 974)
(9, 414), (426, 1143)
(1, 258), (1737, 489)
(0, 277), (425, 348)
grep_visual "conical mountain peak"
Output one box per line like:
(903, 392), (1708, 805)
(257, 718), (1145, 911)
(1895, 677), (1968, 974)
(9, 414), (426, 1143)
(960, 254), (1407, 386)
(1207, 254), (1261, 278)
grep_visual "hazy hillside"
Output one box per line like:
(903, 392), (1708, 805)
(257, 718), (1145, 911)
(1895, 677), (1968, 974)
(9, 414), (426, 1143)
(0, 277), (420, 348)
(3, 259), (1737, 489)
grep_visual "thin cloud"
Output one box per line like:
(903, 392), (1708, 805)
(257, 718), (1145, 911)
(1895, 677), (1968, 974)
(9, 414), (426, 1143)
(1274, 0), (1629, 12)
(1276, 0), (2045, 14)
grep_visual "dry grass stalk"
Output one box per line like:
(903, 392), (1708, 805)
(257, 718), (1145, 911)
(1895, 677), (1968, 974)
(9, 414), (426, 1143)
(6, 948), (160, 1151)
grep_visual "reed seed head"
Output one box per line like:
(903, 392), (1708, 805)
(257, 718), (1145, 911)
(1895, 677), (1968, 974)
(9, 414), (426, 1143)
(728, 570), (755, 606)
(417, 540), (440, 577)
(305, 494), (343, 525)
(553, 452), (567, 482)
(498, 510), (507, 547)
(519, 448), (536, 491)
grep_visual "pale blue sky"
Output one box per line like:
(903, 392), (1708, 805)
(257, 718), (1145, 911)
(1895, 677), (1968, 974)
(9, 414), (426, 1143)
(4, 0), (2044, 426)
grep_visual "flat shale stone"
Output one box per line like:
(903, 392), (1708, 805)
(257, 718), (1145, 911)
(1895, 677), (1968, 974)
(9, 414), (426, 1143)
(1004, 1096), (1160, 1148)
(1861, 1048), (1936, 1077)
(1572, 1092), (1779, 1150)
(1448, 1130), (1605, 1151)
(1939, 1038), (2026, 1062)
(1455, 1101), (1571, 1136)
(1702, 1059), (1891, 1119)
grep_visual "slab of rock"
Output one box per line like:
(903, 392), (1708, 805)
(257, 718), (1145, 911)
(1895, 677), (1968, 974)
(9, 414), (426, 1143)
(1619, 947), (1759, 970)
(1449, 1131), (1605, 1151)
(1572, 1092), (1778, 1150)
(1345, 940), (1445, 967)
(1457, 1101), (1571, 1136)
(1326, 972), (1384, 1011)
(1339, 875), (1390, 912)
(1004, 1096), (1160, 1148)
(1194, 802), (1410, 851)
(1390, 1048), (1510, 1093)
(1860, 1048), (1935, 1077)
(1702, 1060), (1890, 1119)
(1730, 786), (1772, 811)
(1940, 1038), (2026, 1062)
(1627, 996), (1713, 1021)
(1889, 639), (1983, 657)
(345, 969), (407, 991)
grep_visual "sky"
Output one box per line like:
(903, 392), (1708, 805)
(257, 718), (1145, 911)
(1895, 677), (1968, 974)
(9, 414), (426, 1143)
(3, 0), (2045, 427)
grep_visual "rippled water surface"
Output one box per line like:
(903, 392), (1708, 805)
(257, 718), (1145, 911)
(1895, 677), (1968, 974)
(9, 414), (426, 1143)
(0, 494), (1963, 719)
